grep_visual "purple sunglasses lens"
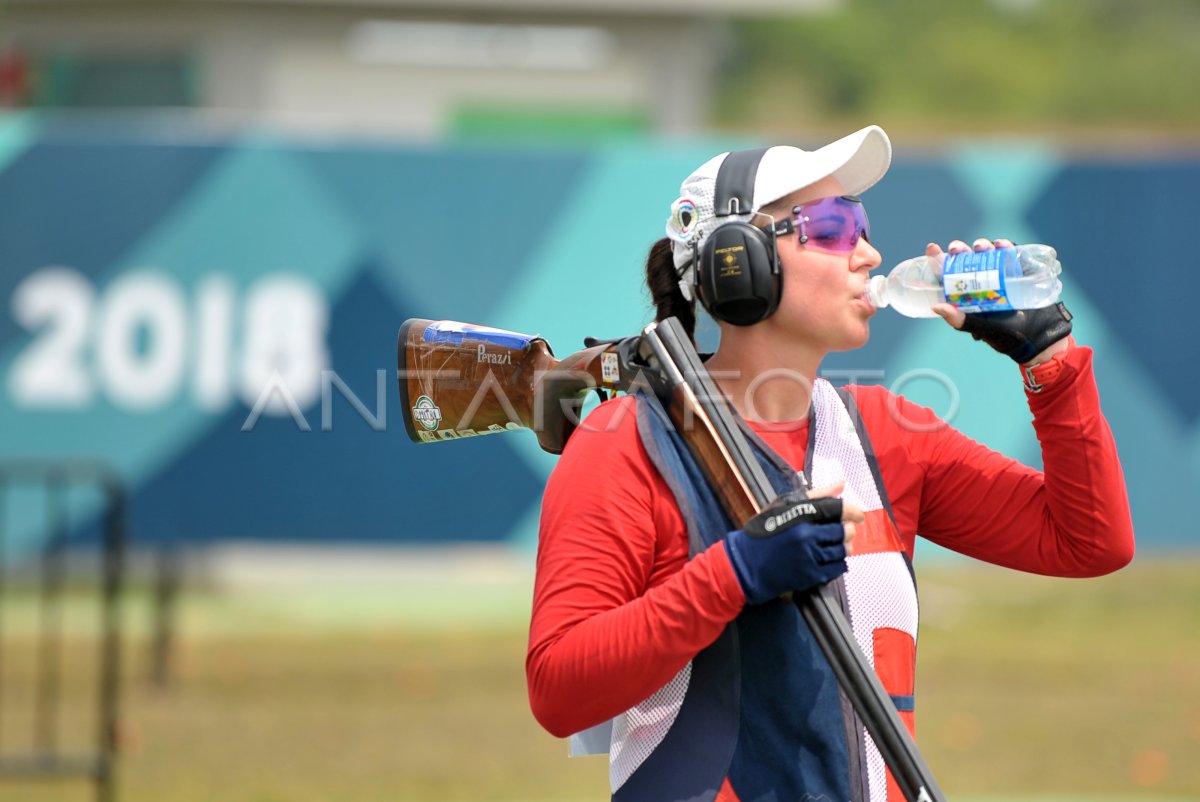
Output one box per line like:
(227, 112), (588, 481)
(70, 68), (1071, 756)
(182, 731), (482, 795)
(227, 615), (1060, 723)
(794, 196), (870, 252)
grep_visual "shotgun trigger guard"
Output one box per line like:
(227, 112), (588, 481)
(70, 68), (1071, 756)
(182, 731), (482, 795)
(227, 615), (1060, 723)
(621, 334), (671, 400)
(589, 334), (668, 399)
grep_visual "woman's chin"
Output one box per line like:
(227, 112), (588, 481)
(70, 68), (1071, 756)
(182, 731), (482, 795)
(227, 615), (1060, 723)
(835, 324), (871, 353)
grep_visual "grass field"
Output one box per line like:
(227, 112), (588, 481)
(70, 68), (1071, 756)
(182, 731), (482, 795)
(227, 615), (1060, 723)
(0, 554), (1197, 802)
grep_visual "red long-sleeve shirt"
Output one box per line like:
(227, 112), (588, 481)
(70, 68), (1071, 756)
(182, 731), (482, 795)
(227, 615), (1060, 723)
(526, 344), (1134, 738)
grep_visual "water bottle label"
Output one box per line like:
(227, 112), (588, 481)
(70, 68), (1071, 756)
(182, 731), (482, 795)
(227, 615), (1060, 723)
(942, 248), (1016, 313)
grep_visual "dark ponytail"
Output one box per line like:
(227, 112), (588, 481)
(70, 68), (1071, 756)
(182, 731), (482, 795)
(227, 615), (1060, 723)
(645, 237), (696, 342)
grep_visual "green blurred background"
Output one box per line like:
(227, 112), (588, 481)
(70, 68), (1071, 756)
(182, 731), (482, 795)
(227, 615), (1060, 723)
(0, 0), (1197, 800)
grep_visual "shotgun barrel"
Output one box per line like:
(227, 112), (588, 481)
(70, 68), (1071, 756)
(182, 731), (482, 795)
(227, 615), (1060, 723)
(642, 317), (943, 802)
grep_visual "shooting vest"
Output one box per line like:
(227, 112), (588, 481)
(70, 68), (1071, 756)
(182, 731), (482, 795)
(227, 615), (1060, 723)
(574, 378), (919, 802)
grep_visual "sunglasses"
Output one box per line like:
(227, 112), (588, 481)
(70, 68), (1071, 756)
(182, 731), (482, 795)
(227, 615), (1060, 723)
(762, 195), (871, 254)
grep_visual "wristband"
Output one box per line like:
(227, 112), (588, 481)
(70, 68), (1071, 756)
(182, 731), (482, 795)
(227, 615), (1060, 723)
(1022, 336), (1074, 393)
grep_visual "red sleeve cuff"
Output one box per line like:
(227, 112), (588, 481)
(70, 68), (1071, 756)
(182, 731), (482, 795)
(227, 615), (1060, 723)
(711, 541), (749, 613)
(1022, 335), (1078, 393)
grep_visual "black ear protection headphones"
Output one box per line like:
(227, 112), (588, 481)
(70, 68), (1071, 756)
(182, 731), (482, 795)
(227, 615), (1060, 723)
(691, 147), (782, 327)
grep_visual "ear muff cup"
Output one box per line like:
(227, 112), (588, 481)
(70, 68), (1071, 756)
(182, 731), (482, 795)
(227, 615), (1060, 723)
(697, 221), (781, 327)
(692, 146), (782, 327)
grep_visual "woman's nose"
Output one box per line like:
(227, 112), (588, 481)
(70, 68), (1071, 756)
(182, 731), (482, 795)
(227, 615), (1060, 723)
(854, 238), (882, 271)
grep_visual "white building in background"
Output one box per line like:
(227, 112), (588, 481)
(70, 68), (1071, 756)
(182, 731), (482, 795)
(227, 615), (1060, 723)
(1, 0), (834, 138)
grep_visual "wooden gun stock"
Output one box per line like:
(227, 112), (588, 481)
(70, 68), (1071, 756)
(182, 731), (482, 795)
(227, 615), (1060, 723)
(396, 318), (640, 455)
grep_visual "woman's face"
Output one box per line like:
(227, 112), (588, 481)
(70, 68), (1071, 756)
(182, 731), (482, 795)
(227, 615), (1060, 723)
(760, 180), (883, 353)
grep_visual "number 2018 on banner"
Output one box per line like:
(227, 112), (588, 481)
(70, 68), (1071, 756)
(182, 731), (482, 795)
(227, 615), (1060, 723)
(8, 268), (329, 414)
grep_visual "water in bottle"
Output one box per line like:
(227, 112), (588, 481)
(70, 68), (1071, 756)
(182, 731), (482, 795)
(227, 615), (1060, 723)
(867, 244), (1062, 318)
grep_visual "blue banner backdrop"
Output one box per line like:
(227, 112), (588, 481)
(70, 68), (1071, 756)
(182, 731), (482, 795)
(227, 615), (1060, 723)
(0, 115), (1194, 554)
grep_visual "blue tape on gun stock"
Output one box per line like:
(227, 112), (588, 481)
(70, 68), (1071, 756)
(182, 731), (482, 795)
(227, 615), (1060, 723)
(422, 321), (537, 351)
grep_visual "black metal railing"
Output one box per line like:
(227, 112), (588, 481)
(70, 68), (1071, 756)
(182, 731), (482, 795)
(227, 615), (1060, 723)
(0, 461), (126, 802)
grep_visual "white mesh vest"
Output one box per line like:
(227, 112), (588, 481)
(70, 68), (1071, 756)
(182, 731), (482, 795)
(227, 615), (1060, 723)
(809, 379), (919, 802)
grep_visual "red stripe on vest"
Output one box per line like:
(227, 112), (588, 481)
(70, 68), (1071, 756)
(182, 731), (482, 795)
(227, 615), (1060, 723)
(873, 626), (917, 802)
(715, 777), (742, 802)
(850, 508), (905, 556)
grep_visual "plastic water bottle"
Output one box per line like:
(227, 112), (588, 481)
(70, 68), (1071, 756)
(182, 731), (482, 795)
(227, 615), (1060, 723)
(867, 244), (1063, 318)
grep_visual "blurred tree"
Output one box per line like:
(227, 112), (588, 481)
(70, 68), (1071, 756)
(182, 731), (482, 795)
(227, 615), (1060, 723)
(719, 0), (1200, 137)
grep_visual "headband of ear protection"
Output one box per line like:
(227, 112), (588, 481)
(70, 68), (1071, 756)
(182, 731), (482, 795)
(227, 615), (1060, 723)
(694, 147), (782, 327)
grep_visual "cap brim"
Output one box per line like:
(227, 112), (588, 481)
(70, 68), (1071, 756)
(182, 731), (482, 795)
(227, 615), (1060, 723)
(754, 125), (892, 209)
(822, 124), (892, 197)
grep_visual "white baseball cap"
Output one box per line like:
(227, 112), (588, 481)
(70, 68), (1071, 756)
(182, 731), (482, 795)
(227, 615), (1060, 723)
(666, 125), (893, 270)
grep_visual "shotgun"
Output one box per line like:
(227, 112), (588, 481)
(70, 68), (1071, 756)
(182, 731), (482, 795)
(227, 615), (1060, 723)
(397, 316), (944, 802)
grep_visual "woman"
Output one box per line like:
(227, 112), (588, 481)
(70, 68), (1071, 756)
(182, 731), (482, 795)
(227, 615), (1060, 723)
(526, 125), (1134, 802)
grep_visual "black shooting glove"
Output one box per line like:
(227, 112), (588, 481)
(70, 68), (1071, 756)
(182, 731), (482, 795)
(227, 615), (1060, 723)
(724, 490), (847, 604)
(959, 301), (1073, 364)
